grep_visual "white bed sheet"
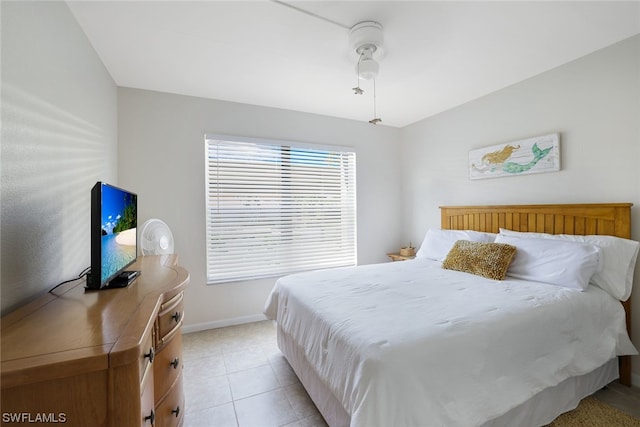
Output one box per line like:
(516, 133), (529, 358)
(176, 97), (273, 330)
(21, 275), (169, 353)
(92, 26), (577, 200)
(277, 324), (619, 427)
(264, 259), (637, 427)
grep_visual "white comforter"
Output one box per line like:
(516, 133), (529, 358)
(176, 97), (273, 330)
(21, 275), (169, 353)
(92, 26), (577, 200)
(264, 259), (637, 427)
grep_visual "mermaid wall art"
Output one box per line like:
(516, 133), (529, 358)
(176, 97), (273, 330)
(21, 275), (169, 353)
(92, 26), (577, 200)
(469, 133), (560, 180)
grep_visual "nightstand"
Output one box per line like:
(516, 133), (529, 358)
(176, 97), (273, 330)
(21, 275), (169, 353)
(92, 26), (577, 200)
(387, 253), (416, 261)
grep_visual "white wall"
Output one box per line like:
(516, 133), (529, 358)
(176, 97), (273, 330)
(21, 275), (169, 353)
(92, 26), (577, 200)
(0, 1), (118, 314)
(5, 0), (637, 382)
(400, 35), (640, 381)
(117, 88), (403, 329)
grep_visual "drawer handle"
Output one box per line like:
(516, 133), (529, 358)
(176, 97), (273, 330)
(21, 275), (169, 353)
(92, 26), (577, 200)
(170, 357), (180, 369)
(172, 406), (181, 418)
(171, 311), (182, 323)
(144, 409), (155, 424)
(144, 347), (155, 364)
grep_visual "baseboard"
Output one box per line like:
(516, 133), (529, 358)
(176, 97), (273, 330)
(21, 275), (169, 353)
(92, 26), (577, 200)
(182, 313), (269, 334)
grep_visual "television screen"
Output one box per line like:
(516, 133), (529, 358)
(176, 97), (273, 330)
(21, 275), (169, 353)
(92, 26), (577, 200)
(90, 182), (137, 289)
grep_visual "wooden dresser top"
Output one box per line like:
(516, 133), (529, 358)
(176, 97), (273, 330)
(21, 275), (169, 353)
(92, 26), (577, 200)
(1, 255), (189, 387)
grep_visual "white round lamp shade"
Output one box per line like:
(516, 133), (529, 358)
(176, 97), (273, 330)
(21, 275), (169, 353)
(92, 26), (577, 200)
(357, 57), (379, 80)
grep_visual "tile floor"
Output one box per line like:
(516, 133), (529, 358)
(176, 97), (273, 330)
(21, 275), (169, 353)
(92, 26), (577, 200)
(183, 321), (640, 427)
(183, 320), (327, 427)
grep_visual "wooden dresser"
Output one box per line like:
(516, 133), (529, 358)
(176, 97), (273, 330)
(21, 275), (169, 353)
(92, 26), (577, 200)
(1, 255), (189, 427)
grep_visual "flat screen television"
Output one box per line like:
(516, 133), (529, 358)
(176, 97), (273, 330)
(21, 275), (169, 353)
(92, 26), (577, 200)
(87, 182), (139, 289)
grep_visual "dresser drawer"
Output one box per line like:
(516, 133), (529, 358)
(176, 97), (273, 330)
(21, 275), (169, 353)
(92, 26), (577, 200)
(139, 329), (156, 383)
(157, 292), (184, 345)
(140, 364), (155, 427)
(154, 331), (183, 400)
(155, 373), (184, 427)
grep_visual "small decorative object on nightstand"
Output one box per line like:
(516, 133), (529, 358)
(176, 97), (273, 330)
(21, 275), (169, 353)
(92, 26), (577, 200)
(388, 243), (416, 261)
(399, 244), (416, 257)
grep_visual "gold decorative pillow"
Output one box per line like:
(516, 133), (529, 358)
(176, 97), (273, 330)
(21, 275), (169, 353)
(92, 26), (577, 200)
(442, 240), (517, 280)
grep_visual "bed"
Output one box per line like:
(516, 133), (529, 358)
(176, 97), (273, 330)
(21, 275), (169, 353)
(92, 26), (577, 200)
(264, 203), (639, 427)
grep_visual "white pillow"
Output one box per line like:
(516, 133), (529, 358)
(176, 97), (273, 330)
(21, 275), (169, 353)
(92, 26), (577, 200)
(494, 234), (601, 291)
(499, 228), (639, 300)
(416, 228), (496, 261)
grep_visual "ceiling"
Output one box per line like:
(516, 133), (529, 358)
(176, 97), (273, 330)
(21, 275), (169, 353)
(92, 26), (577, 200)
(66, 1), (640, 128)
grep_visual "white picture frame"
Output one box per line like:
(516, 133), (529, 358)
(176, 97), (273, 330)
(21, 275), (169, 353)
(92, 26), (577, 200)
(469, 133), (560, 180)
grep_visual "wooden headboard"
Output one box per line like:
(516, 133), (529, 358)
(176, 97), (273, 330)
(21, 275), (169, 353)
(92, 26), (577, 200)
(440, 203), (633, 386)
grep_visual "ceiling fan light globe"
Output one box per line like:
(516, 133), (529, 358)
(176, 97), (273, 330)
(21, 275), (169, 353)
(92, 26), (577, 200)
(357, 58), (379, 80)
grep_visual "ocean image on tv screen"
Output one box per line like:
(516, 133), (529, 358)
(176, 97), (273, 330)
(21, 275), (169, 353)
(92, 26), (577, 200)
(101, 185), (137, 283)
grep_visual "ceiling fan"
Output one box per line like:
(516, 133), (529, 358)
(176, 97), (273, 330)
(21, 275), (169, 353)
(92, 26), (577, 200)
(350, 21), (384, 124)
(271, 1), (385, 125)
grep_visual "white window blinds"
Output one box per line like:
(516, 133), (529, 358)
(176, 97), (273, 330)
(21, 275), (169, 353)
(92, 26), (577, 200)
(205, 137), (357, 284)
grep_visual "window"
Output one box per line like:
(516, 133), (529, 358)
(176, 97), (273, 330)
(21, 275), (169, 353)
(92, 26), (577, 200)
(205, 136), (357, 283)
